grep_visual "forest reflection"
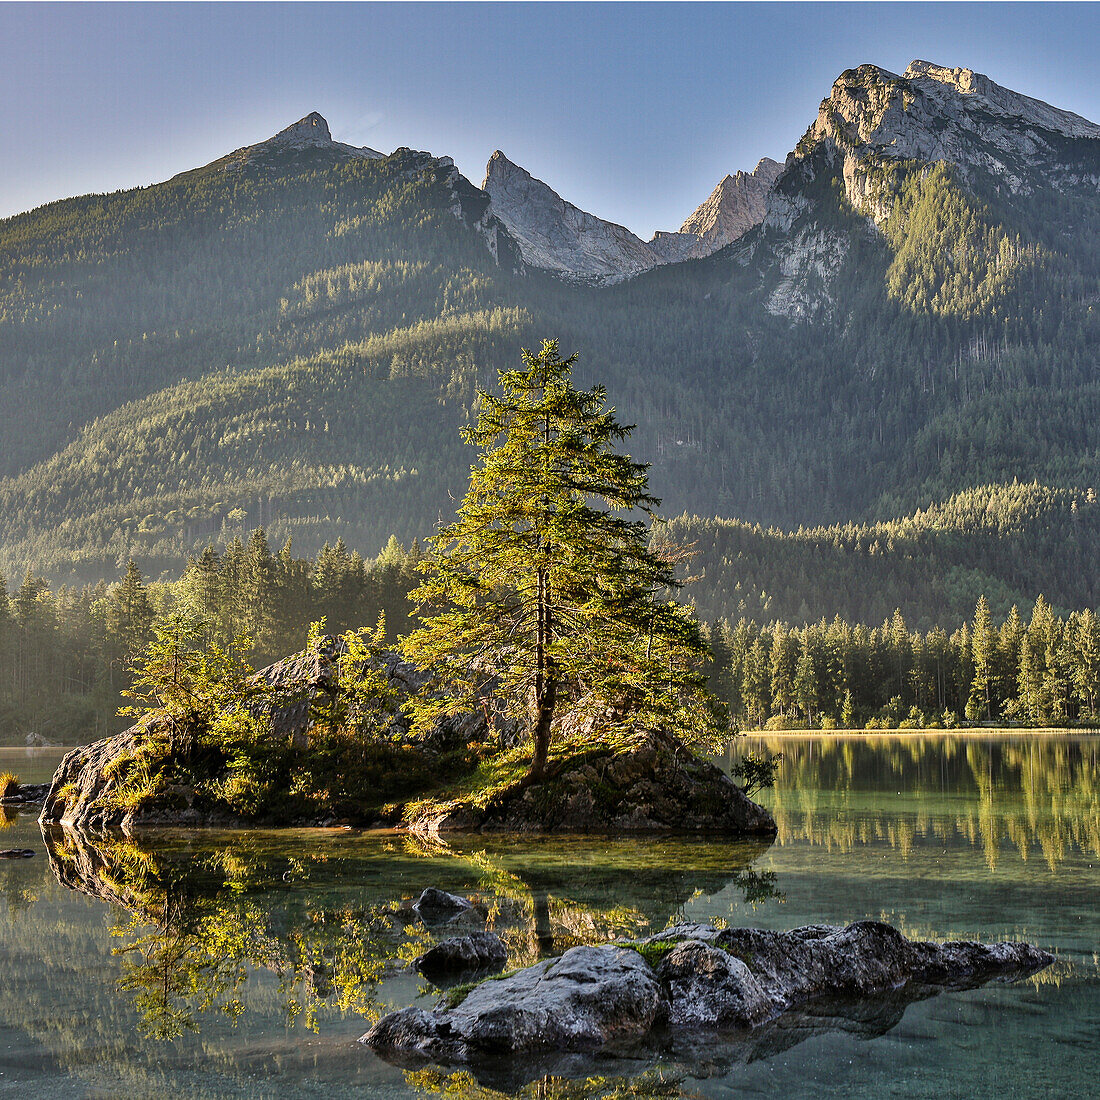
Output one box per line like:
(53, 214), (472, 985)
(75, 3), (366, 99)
(43, 829), (778, 1040)
(742, 734), (1100, 869)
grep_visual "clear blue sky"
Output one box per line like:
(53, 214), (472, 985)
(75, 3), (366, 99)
(4, 2), (1100, 236)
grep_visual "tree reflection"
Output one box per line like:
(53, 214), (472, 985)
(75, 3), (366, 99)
(43, 828), (779, 1040)
(748, 733), (1100, 868)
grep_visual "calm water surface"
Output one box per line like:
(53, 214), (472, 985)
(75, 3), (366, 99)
(0, 736), (1097, 1098)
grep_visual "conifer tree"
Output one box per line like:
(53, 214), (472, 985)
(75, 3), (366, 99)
(402, 340), (716, 781)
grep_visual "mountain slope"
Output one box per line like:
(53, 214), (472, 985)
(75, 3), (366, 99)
(2, 67), (1100, 621)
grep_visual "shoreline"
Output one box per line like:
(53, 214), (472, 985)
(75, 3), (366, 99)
(739, 727), (1100, 739)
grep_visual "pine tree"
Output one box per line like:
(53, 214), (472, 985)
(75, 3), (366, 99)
(109, 560), (155, 668)
(968, 595), (996, 722)
(402, 340), (716, 781)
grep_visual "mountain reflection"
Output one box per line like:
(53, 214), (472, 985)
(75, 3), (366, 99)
(741, 733), (1100, 869)
(43, 829), (778, 1039)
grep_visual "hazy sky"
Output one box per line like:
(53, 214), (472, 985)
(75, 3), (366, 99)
(4, 2), (1100, 236)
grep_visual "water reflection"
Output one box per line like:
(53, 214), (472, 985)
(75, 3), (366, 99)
(42, 828), (779, 1042)
(399, 979), (1027, 1096)
(740, 734), (1100, 870)
(2, 736), (1096, 1098)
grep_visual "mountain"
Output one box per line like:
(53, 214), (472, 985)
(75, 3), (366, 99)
(482, 151), (781, 283)
(1, 66), (1100, 630)
(224, 111), (386, 164)
(756, 59), (1100, 320)
(649, 158), (782, 262)
(482, 150), (659, 284)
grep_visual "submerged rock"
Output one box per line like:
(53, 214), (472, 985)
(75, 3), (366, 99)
(406, 729), (776, 836)
(0, 849), (34, 859)
(362, 920), (1052, 1065)
(415, 931), (508, 980)
(412, 887), (475, 925)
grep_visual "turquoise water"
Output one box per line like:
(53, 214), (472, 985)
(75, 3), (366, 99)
(0, 737), (1097, 1098)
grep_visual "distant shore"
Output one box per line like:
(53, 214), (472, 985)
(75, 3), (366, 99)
(739, 727), (1100, 738)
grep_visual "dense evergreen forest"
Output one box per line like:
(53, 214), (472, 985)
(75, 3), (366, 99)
(1, 109), (1099, 601)
(2, 526), (1097, 745)
(0, 532), (420, 744)
(663, 480), (1100, 630)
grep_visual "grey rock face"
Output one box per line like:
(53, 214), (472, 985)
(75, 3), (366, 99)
(649, 158), (783, 263)
(483, 152), (661, 285)
(645, 920), (1053, 1013)
(484, 151), (781, 284)
(415, 931), (508, 978)
(363, 920), (1053, 1064)
(239, 111), (384, 161)
(656, 939), (771, 1027)
(756, 59), (1100, 320)
(805, 59), (1100, 213)
(366, 944), (666, 1060)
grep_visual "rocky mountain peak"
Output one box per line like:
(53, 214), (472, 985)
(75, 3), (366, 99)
(484, 147), (783, 281)
(648, 157), (782, 264)
(241, 112), (384, 162)
(482, 151), (660, 285)
(271, 111), (334, 148)
(902, 60), (1100, 139)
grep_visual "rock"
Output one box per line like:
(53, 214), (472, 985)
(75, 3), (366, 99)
(483, 152), (662, 286)
(38, 641), (518, 833)
(0, 782), (49, 805)
(38, 725), (243, 834)
(415, 931), (508, 979)
(42, 639), (771, 837)
(649, 159), (782, 263)
(644, 919), (1053, 1014)
(655, 939), (771, 1027)
(221, 111), (384, 170)
(363, 920), (1052, 1065)
(406, 728), (776, 836)
(412, 888), (475, 925)
(484, 151), (782, 285)
(364, 944), (667, 1060)
(0, 849), (34, 859)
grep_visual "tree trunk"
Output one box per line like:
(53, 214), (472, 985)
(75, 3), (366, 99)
(528, 659), (557, 781)
(524, 562), (556, 783)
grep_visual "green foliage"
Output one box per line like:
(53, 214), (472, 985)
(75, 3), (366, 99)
(0, 530), (421, 744)
(403, 341), (719, 778)
(730, 752), (783, 796)
(101, 605), (466, 822)
(706, 594), (1100, 730)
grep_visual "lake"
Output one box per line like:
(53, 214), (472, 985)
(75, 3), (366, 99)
(0, 734), (1097, 1098)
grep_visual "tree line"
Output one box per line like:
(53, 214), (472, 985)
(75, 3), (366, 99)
(0, 531), (420, 744)
(703, 595), (1100, 730)
(3, 521), (1100, 744)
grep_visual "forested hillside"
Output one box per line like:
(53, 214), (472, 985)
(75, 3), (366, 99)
(665, 481), (1100, 631)
(2, 64), (1100, 623)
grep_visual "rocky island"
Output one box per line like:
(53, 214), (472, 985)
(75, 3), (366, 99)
(365, 920), (1053, 1086)
(38, 639), (775, 837)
